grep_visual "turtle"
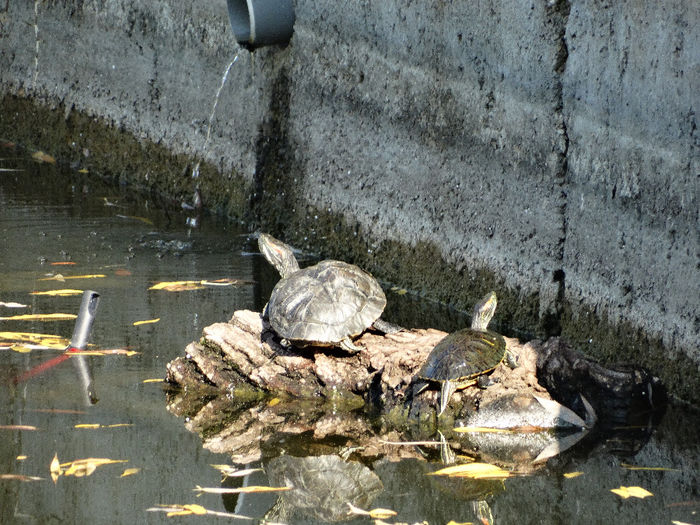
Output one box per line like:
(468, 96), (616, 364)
(258, 233), (387, 352)
(411, 291), (512, 415)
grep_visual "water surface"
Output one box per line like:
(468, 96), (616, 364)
(1, 146), (698, 524)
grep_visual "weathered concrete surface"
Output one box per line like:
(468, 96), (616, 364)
(0, 1), (697, 402)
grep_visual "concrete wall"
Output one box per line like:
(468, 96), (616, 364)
(0, 0), (697, 402)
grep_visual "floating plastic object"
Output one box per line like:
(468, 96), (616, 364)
(226, 0), (295, 48)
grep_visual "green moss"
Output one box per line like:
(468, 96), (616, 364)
(0, 94), (250, 221)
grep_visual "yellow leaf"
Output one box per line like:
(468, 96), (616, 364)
(74, 424), (100, 429)
(0, 425), (37, 431)
(193, 485), (292, 495)
(148, 281), (204, 292)
(133, 318), (160, 326)
(60, 458), (127, 478)
(564, 471), (583, 479)
(30, 289), (84, 297)
(610, 486), (653, 499)
(428, 462), (511, 480)
(164, 504), (208, 517)
(620, 462), (680, 472)
(31, 151), (56, 164)
(77, 168), (89, 174)
(446, 521), (473, 525)
(67, 348), (139, 356)
(49, 453), (61, 483)
(16, 455), (28, 460)
(454, 426), (514, 434)
(268, 397), (281, 407)
(120, 468), (140, 477)
(142, 378), (163, 383)
(0, 474), (43, 482)
(0, 332), (68, 349)
(0, 313), (77, 321)
(38, 274), (105, 281)
(210, 465), (262, 478)
(368, 508), (398, 519)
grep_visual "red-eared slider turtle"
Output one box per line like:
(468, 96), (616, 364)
(412, 291), (511, 415)
(258, 233), (387, 352)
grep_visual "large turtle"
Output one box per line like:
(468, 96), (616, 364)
(412, 291), (511, 415)
(258, 233), (387, 352)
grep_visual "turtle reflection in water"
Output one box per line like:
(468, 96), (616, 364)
(412, 291), (515, 415)
(264, 454), (383, 522)
(258, 233), (388, 353)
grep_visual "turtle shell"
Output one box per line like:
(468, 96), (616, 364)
(267, 259), (386, 346)
(417, 328), (506, 384)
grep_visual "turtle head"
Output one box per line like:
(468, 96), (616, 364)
(258, 233), (301, 279)
(471, 291), (497, 331)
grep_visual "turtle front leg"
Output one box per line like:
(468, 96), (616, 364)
(339, 337), (363, 353)
(438, 380), (457, 416)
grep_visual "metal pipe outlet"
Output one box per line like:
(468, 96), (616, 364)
(227, 0), (295, 48)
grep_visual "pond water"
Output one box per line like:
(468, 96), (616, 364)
(0, 144), (698, 524)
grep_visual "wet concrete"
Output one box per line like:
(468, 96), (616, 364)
(0, 1), (697, 403)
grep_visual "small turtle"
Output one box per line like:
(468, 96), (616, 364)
(258, 233), (387, 352)
(412, 291), (512, 415)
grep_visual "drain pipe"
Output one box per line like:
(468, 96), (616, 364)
(227, 0), (295, 48)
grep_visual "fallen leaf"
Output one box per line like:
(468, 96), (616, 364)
(77, 168), (89, 174)
(142, 378), (164, 383)
(31, 151), (56, 164)
(114, 269), (132, 276)
(454, 426), (515, 434)
(193, 485), (292, 495)
(0, 425), (38, 431)
(133, 318), (160, 326)
(428, 462), (512, 480)
(30, 289), (84, 297)
(0, 474), (43, 482)
(620, 462), (680, 472)
(347, 502), (398, 519)
(0, 332), (69, 349)
(67, 348), (139, 356)
(210, 465), (262, 478)
(38, 274), (105, 281)
(148, 281), (204, 292)
(16, 455), (28, 460)
(563, 471), (584, 479)
(161, 504), (208, 517)
(116, 214), (154, 225)
(0, 313), (77, 321)
(50, 262), (77, 266)
(74, 423), (132, 429)
(120, 468), (140, 478)
(610, 486), (653, 499)
(50, 453), (61, 483)
(0, 302), (28, 308)
(60, 458), (128, 478)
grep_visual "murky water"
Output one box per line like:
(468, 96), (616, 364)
(1, 146), (698, 524)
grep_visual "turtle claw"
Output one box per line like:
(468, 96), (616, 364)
(339, 337), (363, 353)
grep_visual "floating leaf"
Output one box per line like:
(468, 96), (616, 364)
(610, 486), (653, 499)
(60, 458), (128, 478)
(133, 318), (160, 326)
(210, 465), (262, 479)
(75, 423), (133, 429)
(347, 502), (397, 519)
(50, 262), (77, 266)
(16, 455), (28, 460)
(50, 453), (61, 483)
(38, 274), (105, 281)
(120, 468), (140, 478)
(428, 462), (512, 480)
(0, 313), (76, 321)
(0, 302), (28, 308)
(672, 521), (695, 525)
(148, 281), (204, 292)
(620, 462), (680, 472)
(268, 397), (281, 407)
(147, 505), (244, 519)
(0, 425), (37, 431)
(31, 151), (56, 164)
(67, 348), (139, 357)
(201, 278), (251, 287)
(193, 485), (292, 495)
(74, 424), (100, 429)
(30, 289), (84, 297)
(116, 214), (154, 225)
(454, 426), (515, 434)
(0, 332), (69, 349)
(0, 474), (43, 482)
(142, 378), (163, 383)
(114, 269), (132, 276)
(564, 471), (583, 479)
